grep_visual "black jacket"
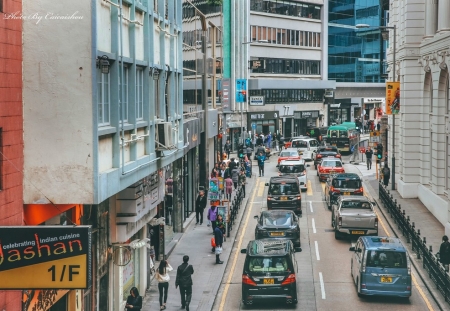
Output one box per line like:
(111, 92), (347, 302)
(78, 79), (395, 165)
(175, 263), (194, 287)
(365, 149), (373, 159)
(214, 226), (224, 246)
(195, 194), (207, 211)
(224, 143), (231, 152)
(125, 295), (142, 310)
(439, 241), (450, 265)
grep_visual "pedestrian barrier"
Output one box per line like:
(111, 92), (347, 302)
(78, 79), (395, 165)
(227, 186), (244, 237)
(379, 182), (450, 304)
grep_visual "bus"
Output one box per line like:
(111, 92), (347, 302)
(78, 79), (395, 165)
(325, 125), (358, 153)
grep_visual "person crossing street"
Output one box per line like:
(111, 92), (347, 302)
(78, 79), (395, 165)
(256, 151), (266, 177)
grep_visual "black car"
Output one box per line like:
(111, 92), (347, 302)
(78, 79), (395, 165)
(324, 173), (364, 209)
(305, 126), (323, 143)
(314, 146), (341, 169)
(265, 176), (302, 214)
(241, 239), (301, 306)
(254, 210), (301, 247)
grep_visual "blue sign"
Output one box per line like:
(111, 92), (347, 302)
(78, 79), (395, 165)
(236, 79), (247, 103)
(217, 79), (222, 91)
(252, 123), (256, 129)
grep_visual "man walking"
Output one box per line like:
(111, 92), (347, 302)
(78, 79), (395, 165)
(175, 255), (194, 311)
(214, 223), (224, 264)
(239, 169), (247, 197)
(195, 190), (207, 225)
(439, 235), (450, 272)
(224, 140), (231, 159)
(382, 164), (391, 186)
(365, 147), (373, 170)
(256, 151), (266, 177)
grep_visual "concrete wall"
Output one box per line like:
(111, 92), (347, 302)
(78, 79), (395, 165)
(23, 1), (94, 204)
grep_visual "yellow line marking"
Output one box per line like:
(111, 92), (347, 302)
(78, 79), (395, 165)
(257, 180), (264, 196)
(306, 180), (313, 196)
(219, 179), (259, 311)
(374, 211), (389, 237)
(321, 182), (326, 193)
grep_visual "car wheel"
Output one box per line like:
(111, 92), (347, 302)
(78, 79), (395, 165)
(327, 199), (331, 210)
(334, 230), (341, 240)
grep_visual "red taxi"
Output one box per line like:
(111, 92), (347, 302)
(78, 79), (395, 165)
(277, 148), (301, 166)
(317, 157), (345, 181)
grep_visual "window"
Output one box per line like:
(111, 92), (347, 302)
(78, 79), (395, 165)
(365, 251), (407, 268)
(97, 71), (110, 125)
(248, 257), (288, 272)
(0, 1), (3, 13)
(119, 66), (129, 122)
(136, 68), (144, 120)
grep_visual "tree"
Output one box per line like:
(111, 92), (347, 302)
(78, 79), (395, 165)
(207, 0), (223, 6)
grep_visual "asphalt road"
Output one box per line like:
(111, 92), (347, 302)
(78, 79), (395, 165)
(212, 153), (439, 311)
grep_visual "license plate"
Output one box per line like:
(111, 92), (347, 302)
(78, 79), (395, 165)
(332, 144), (336, 146)
(281, 196), (288, 200)
(380, 277), (392, 283)
(263, 278), (274, 285)
(351, 230), (365, 235)
(270, 232), (284, 236)
(344, 192), (350, 195)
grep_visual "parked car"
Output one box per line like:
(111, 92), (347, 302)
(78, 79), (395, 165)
(291, 138), (320, 161)
(324, 173), (364, 209)
(278, 159), (308, 191)
(349, 236), (411, 298)
(265, 176), (302, 214)
(317, 157), (345, 182)
(331, 196), (378, 240)
(277, 148), (301, 166)
(241, 239), (301, 306)
(254, 210), (301, 247)
(314, 146), (341, 169)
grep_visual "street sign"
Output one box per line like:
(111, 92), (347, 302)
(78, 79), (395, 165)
(370, 131), (380, 137)
(359, 147), (366, 153)
(0, 226), (92, 289)
(252, 123), (256, 129)
(370, 136), (381, 143)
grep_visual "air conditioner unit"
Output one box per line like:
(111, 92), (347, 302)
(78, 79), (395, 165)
(157, 122), (174, 148)
(324, 90), (334, 98)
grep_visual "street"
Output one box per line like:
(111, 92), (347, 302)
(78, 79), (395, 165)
(212, 153), (439, 311)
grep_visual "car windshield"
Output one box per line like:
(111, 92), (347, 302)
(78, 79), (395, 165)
(248, 256), (289, 272)
(280, 151), (297, 157)
(261, 213), (293, 226)
(322, 160), (342, 167)
(291, 140), (307, 148)
(269, 183), (300, 195)
(340, 201), (371, 209)
(332, 179), (361, 188)
(279, 164), (304, 173)
(365, 250), (407, 268)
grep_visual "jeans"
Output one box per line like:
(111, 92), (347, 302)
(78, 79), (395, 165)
(179, 285), (192, 307)
(242, 184), (246, 197)
(195, 208), (204, 224)
(259, 165), (264, 176)
(383, 177), (390, 186)
(366, 158), (372, 169)
(158, 282), (169, 306)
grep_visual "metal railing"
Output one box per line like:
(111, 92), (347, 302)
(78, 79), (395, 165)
(227, 186), (244, 237)
(379, 182), (450, 304)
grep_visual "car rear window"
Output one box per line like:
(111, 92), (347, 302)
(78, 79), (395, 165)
(269, 183), (300, 195)
(365, 250), (407, 269)
(291, 140), (307, 148)
(248, 257), (289, 272)
(280, 151), (297, 157)
(261, 214), (293, 226)
(332, 179), (361, 188)
(279, 164), (304, 173)
(341, 201), (371, 209)
(322, 160), (342, 167)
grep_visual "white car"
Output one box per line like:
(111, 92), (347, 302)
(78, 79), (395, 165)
(278, 159), (308, 191)
(291, 138), (320, 161)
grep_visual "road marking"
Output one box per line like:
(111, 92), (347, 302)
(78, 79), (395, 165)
(219, 179), (259, 311)
(374, 211), (389, 236)
(309, 201), (313, 213)
(412, 274), (434, 311)
(306, 180), (313, 196)
(319, 272), (326, 299)
(257, 181), (264, 196)
(314, 241), (320, 260)
(312, 218), (316, 233)
(321, 182), (326, 193)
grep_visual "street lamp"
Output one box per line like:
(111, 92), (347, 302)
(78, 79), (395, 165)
(356, 23), (397, 190)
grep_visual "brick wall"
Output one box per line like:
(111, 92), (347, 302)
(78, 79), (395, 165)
(0, 0), (23, 309)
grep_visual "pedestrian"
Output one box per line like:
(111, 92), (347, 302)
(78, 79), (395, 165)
(365, 146), (373, 170)
(224, 140), (231, 159)
(156, 260), (173, 310)
(228, 158), (237, 171)
(195, 190), (207, 225)
(246, 146), (252, 159)
(175, 255), (194, 311)
(125, 287), (142, 311)
(267, 132), (272, 148)
(211, 163), (220, 178)
(382, 164), (390, 186)
(370, 120), (375, 132)
(439, 235), (450, 272)
(239, 169), (246, 197)
(225, 176), (233, 200)
(231, 166), (240, 190)
(207, 205), (218, 234)
(256, 151), (266, 177)
(376, 122), (381, 131)
(256, 134), (263, 146)
(214, 222), (225, 264)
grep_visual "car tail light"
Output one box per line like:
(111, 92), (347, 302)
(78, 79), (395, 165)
(362, 252), (367, 272)
(374, 218), (378, 228)
(296, 196), (301, 200)
(242, 275), (257, 286)
(345, 144), (349, 146)
(338, 216), (342, 226)
(317, 154), (322, 159)
(281, 274), (296, 286)
(406, 255), (411, 275)
(330, 186), (340, 194)
(336, 154), (341, 158)
(354, 187), (364, 194)
(267, 196), (273, 201)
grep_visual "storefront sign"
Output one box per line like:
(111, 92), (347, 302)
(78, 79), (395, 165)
(385, 82), (400, 115)
(330, 103), (341, 108)
(250, 113), (265, 120)
(183, 118), (201, 152)
(249, 96), (264, 106)
(301, 111), (319, 118)
(364, 97), (384, 104)
(0, 226), (91, 289)
(222, 79), (231, 112)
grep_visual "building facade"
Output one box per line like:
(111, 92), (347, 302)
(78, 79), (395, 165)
(22, 1), (186, 310)
(390, 0), (450, 235)
(0, 0), (23, 309)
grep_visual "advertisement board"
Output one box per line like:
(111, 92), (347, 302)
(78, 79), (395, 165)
(385, 82), (400, 115)
(0, 226), (91, 289)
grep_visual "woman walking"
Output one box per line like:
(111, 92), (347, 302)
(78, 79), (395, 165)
(225, 176), (233, 200)
(155, 260), (173, 310)
(207, 205), (218, 234)
(125, 287), (142, 310)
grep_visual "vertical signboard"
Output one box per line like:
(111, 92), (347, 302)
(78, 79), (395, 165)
(222, 78), (231, 112)
(236, 79), (247, 103)
(385, 82), (400, 115)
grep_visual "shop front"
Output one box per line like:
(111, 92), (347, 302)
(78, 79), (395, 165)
(247, 111), (279, 137)
(363, 98), (385, 121)
(293, 110), (319, 136)
(328, 100), (353, 125)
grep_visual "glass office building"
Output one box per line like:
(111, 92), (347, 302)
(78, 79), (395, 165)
(328, 0), (388, 83)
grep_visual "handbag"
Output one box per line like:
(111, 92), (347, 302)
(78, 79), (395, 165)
(211, 237), (216, 248)
(215, 246), (222, 254)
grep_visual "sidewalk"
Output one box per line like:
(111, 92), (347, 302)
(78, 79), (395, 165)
(345, 162), (447, 309)
(142, 168), (257, 311)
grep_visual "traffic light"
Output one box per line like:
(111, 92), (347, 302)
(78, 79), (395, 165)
(376, 144), (383, 163)
(238, 145), (244, 158)
(241, 91), (247, 102)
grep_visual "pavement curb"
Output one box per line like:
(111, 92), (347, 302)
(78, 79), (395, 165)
(364, 180), (445, 311)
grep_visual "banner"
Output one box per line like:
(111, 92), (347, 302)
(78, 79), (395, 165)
(386, 82), (400, 115)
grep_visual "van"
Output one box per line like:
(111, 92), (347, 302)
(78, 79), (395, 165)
(265, 176), (302, 214)
(241, 239), (301, 306)
(278, 159), (308, 191)
(290, 138), (319, 162)
(349, 236), (411, 298)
